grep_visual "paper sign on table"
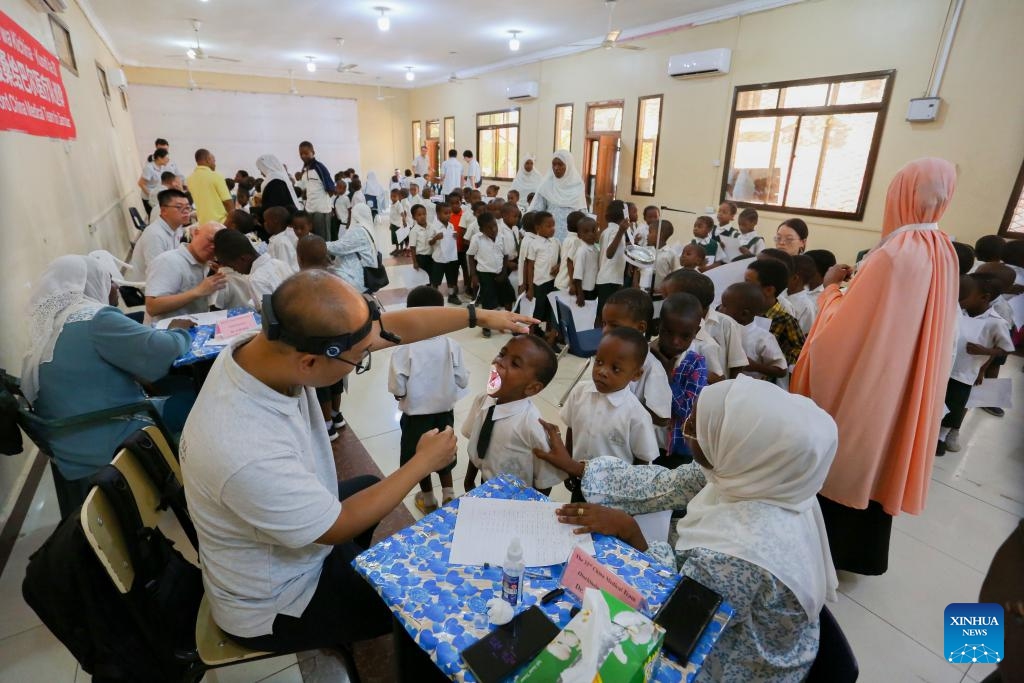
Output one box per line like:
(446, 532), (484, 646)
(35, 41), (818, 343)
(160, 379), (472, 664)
(966, 378), (1013, 410)
(558, 546), (646, 611)
(449, 498), (593, 567)
(215, 312), (258, 339)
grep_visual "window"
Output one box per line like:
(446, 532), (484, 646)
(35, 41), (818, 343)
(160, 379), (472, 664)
(632, 95), (663, 196)
(119, 89), (128, 111)
(476, 109), (520, 180)
(444, 117), (455, 156)
(411, 121), (422, 156)
(1000, 158), (1024, 238)
(96, 63), (110, 100)
(49, 14), (77, 75)
(554, 103), (573, 152)
(426, 119), (440, 140)
(721, 70), (894, 220)
(588, 103), (623, 133)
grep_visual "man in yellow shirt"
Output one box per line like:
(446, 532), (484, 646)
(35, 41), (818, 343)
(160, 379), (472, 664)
(187, 148), (234, 224)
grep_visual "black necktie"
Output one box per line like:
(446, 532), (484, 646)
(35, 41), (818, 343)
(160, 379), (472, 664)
(476, 404), (497, 460)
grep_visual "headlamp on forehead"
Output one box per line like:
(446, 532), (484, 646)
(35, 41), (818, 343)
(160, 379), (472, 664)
(261, 293), (400, 358)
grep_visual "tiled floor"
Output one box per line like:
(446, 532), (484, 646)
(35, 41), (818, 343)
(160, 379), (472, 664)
(1, 223), (1020, 681)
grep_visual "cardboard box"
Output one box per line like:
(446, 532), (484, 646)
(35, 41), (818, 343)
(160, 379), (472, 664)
(516, 588), (665, 683)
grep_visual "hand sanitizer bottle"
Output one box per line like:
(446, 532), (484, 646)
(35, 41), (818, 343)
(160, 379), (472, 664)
(501, 537), (524, 607)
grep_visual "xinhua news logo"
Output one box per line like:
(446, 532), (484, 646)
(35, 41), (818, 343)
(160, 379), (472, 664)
(944, 603), (1003, 664)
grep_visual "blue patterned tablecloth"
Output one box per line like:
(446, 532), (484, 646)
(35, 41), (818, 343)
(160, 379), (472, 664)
(353, 475), (733, 682)
(172, 308), (259, 367)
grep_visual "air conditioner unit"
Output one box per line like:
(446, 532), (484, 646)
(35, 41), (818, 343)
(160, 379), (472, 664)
(667, 48), (731, 78)
(27, 0), (69, 12)
(110, 68), (129, 91)
(506, 81), (539, 101)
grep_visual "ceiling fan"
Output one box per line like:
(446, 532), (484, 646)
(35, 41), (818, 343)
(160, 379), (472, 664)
(174, 19), (241, 62)
(333, 38), (364, 75)
(571, 0), (646, 51)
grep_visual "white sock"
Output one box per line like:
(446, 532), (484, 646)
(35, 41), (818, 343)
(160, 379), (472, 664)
(325, 419), (333, 430)
(939, 426), (950, 441)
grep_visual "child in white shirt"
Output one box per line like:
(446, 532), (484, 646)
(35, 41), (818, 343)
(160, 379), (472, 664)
(264, 206), (301, 274)
(691, 215), (722, 267)
(468, 213), (512, 336)
(777, 254), (817, 334)
(679, 244), (706, 272)
(389, 286), (470, 512)
(561, 328), (660, 500)
(938, 274), (1015, 454)
(462, 336), (564, 494)
(332, 179), (351, 233)
(525, 211), (561, 332)
(428, 204), (460, 304)
(388, 188), (408, 256)
(408, 204), (434, 275)
(555, 210), (586, 293)
(572, 218), (601, 307)
(736, 207), (765, 257)
(661, 269), (746, 382)
(635, 222), (679, 292)
(719, 283), (787, 381)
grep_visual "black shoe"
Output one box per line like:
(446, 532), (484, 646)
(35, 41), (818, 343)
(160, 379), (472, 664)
(936, 440), (946, 457)
(332, 412), (347, 429)
(447, 295), (461, 305)
(327, 425), (340, 442)
(981, 407), (1005, 417)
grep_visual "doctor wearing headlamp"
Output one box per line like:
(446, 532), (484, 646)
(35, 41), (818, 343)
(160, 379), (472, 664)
(179, 269), (536, 656)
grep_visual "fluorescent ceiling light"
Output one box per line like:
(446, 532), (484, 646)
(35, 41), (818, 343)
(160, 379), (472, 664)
(375, 7), (390, 31)
(508, 31), (521, 51)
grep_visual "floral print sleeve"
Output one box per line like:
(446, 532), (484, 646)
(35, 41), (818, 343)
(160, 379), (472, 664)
(580, 456), (706, 513)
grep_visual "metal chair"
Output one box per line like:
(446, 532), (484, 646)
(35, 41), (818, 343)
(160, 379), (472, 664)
(128, 207), (148, 231)
(807, 605), (859, 682)
(554, 300), (603, 407)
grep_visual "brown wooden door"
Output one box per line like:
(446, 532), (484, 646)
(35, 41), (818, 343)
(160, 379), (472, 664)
(584, 134), (620, 228)
(425, 139), (439, 179)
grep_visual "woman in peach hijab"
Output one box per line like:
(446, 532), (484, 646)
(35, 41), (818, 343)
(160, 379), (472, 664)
(790, 158), (958, 575)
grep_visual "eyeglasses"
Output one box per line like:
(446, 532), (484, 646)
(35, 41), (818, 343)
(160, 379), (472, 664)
(773, 235), (799, 245)
(163, 203), (191, 212)
(333, 347), (372, 375)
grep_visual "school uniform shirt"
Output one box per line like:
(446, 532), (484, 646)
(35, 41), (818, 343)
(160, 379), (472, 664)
(146, 245), (210, 323)
(140, 161), (167, 198)
(703, 309), (749, 373)
(517, 233), (537, 280)
(715, 221), (739, 238)
(333, 194), (351, 227)
(463, 159), (482, 188)
(249, 254), (294, 304)
(526, 235), (560, 286)
(468, 233), (506, 274)
(991, 296), (1014, 329)
(128, 216), (181, 281)
(388, 336), (469, 415)
(268, 229), (300, 274)
(779, 289), (816, 335)
(629, 351), (672, 421)
(430, 221), (458, 263)
(652, 247), (680, 291)
(409, 224), (434, 256)
(412, 154), (430, 176)
(627, 223), (649, 247)
(186, 165), (232, 224)
(573, 242), (601, 292)
(212, 268), (253, 310)
(692, 235), (720, 264)
(737, 231), (765, 256)
(596, 225), (628, 286)
(498, 224), (518, 260)
(461, 213), (480, 245)
(388, 201), (406, 228)
(740, 323), (787, 380)
(560, 381), (659, 464)
(950, 308), (1014, 385)
(764, 302), (805, 366)
(461, 395), (565, 490)
(555, 234), (581, 291)
(691, 331), (726, 379)
(298, 168), (332, 214)
(440, 158), (464, 196)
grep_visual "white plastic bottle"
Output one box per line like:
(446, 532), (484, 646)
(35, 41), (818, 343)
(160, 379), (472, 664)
(501, 537), (524, 607)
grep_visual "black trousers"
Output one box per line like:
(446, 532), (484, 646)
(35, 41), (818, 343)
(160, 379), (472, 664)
(311, 212), (332, 241)
(477, 271), (500, 310)
(430, 260), (459, 289)
(400, 411), (456, 469)
(941, 378), (973, 430)
(595, 282), (622, 322)
(226, 475), (391, 652)
(415, 254), (433, 273)
(457, 251), (471, 290)
(531, 281), (557, 327)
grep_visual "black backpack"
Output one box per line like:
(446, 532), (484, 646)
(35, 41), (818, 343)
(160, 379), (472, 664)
(22, 463), (203, 682)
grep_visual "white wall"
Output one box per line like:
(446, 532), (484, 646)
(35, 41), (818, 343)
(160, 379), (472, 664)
(128, 85), (361, 180)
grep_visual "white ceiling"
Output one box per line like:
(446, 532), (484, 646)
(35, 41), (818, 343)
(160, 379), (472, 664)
(82, 0), (799, 87)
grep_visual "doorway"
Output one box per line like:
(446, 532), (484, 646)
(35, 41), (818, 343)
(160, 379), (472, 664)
(425, 119), (441, 178)
(582, 101), (624, 228)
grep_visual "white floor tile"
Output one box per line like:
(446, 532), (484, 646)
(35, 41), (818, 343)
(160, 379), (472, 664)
(204, 654), (299, 683)
(257, 661), (305, 683)
(0, 521), (55, 641)
(0, 625), (78, 683)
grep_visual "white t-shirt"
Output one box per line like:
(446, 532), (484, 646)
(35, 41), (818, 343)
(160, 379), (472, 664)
(628, 351), (671, 421)
(950, 308), (1014, 385)
(298, 168), (332, 213)
(689, 330), (726, 379)
(779, 289), (816, 335)
(249, 254), (294, 305)
(388, 336), (469, 415)
(409, 223), (433, 256)
(518, 233), (537, 280)
(268, 229), (300, 274)
(560, 382), (659, 464)
(461, 394), (566, 489)
(703, 309), (749, 372)
(498, 224), (518, 259)
(596, 225), (628, 286)
(463, 159), (482, 187)
(412, 154), (429, 176)
(572, 242), (601, 292)
(740, 322), (787, 380)
(388, 200), (406, 227)
(468, 233), (505, 274)
(440, 158), (464, 196)
(180, 332), (341, 638)
(129, 216), (181, 281)
(146, 245), (209, 322)
(430, 221), (458, 263)
(212, 268), (252, 310)
(333, 194), (351, 225)
(526, 236), (560, 286)
(555, 234), (581, 291)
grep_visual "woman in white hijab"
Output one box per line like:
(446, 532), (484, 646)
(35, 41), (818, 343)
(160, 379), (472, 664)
(510, 155), (543, 199)
(363, 171), (387, 216)
(256, 154), (301, 214)
(528, 150), (587, 241)
(536, 376), (839, 681)
(22, 253), (195, 516)
(326, 203), (378, 292)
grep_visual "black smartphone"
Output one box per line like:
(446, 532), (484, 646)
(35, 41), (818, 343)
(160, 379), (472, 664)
(461, 605), (561, 683)
(654, 576), (723, 662)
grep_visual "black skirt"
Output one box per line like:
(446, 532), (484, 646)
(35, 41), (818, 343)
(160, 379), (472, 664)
(818, 495), (893, 575)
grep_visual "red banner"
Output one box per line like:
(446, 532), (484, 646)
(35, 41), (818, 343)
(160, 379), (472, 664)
(0, 10), (76, 140)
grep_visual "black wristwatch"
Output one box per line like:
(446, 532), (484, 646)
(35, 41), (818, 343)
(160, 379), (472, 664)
(467, 303), (477, 329)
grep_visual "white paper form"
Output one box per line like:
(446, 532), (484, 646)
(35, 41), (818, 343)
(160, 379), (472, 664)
(966, 378), (1013, 410)
(450, 498), (595, 567)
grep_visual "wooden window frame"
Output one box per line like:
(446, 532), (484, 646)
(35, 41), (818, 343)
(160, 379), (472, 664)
(96, 62), (111, 100)
(999, 157), (1024, 240)
(631, 94), (664, 197)
(554, 103), (574, 153)
(720, 69), (896, 221)
(444, 116), (455, 157)
(411, 120), (422, 156)
(586, 99), (625, 134)
(48, 14), (77, 75)
(476, 107), (521, 182)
